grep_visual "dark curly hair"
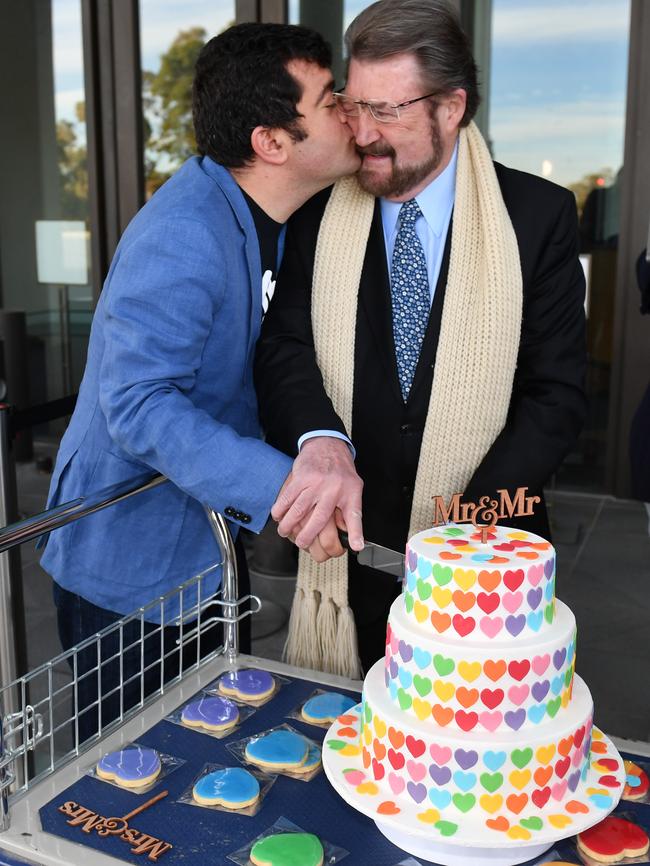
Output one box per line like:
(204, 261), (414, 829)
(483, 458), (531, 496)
(193, 23), (332, 168)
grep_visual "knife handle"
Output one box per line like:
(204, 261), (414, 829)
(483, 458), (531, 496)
(338, 529), (351, 550)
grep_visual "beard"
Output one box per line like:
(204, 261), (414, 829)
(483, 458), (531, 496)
(356, 117), (444, 198)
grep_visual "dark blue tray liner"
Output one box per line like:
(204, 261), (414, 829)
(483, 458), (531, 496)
(32, 673), (650, 866)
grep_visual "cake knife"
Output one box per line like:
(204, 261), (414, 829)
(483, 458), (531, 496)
(338, 531), (405, 577)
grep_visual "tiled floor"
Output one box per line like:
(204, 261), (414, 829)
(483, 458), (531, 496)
(8, 453), (650, 742)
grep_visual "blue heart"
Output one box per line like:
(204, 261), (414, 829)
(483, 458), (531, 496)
(544, 582), (554, 602)
(398, 668), (413, 689)
(429, 789), (452, 809)
(527, 611), (543, 632)
(589, 793), (613, 809)
(245, 730), (308, 767)
(97, 746), (160, 785)
(406, 570), (417, 592)
(483, 750), (507, 772)
(567, 641), (576, 663)
(551, 675), (564, 696)
(193, 767), (259, 806)
(471, 554), (492, 562)
(413, 648), (432, 670)
(389, 680), (398, 701)
(528, 705), (546, 725)
(417, 557), (433, 579)
(453, 771), (477, 792)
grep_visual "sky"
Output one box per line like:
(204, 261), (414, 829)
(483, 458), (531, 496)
(52, 0), (630, 189)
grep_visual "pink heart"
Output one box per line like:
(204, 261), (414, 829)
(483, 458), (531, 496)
(552, 780), (568, 801)
(479, 711), (503, 732)
(572, 750), (583, 767)
(479, 616), (503, 638)
(390, 633), (399, 655)
(429, 744), (452, 765)
(503, 591), (523, 613)
(389, 772), (405, 795)
(344, 770), (366, 786)
(532, 654), (550, 676)
(407, 760), (426, 782)
(528, 564), (544, 586)
(508, 685), (530, 706)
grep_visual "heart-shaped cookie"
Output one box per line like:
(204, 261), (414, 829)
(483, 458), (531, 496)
(245, 730), (309, 769)
(181, 695), (239, 732)
(192, 767), (260, 809)
(218, 668), (275, 701)
(96, 746), (161, 788)
(301, 692), (356, 725)
(250, 832), (324, 866)
(578, 816), (649, 862)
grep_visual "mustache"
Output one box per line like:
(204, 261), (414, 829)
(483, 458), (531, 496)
(356, 143), (396, 159)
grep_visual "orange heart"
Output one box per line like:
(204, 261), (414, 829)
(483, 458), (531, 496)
(440, 551), (462, 560)
(373, 740), (386, 760)
(591, 741), (607, 754)
(478, 570), (501, 591)
(336, 727), (357, 738)
(506, 793), (528, 814)
(452, 590), (476, 612)
(388, 727), (405, 750)
(432, 704), (454, 726)
(362, 748), (371, 769)
(486, 816), (510, 832)
(558, 735), (574, 756)
(517, 551), (538, 560)
(490, 556), (509, 564)
(566, 800), (589, 814)
(337, 714), (357, 725)
(534, 766), (553, 787)
(484, 659), (507, 682)
(377, 801), (400, 815)
(456, 687), (479, 708)
(430, 611), (451, 633)
(531, 542), (551, 550)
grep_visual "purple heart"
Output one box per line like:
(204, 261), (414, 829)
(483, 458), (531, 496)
(408, 548), (418, 572)
(505, 615), (526, 637)
(97, 746), (160, 784)
(219, 668), (274, 698)
(429, 765), (452, 786)
(384, 669), (390, 688)
(527, 588), (542, 610)
(544, 557), (555, 579)
(568, 769), (581, 792)
(532, 680), (550, 702)
(553, 649), (566, 670)
(407, 781), (427, 803)
(389, 658), (398, 679)
(583, 740), (591, 758)
(454, 749), (478, 770)
(504, 709), (526, 731)
(399, 640), (413, 663)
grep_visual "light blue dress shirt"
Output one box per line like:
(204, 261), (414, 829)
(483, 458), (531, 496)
(298, 141), (458, 452)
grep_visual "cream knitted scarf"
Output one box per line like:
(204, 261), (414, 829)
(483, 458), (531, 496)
(284, 122), (523, 678)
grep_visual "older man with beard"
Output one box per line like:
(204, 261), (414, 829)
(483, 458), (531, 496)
(255, 0), (587, 676)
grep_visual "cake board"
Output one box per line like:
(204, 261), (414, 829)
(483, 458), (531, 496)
(322, 703), (626, 866)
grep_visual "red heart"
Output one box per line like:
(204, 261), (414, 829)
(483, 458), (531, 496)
(406, 735), (425, 758)
(452, 614), (476, 637)
(574, 725), (586, 748)
(388, 748), (405, 770)
(596, 757), (618, 771)
(477, 592), (500, 614)
(372, 758), (385, 780)
(508, 660), (530, 681)
(455, 710), (478, 732)
(578, 816), (649, 860)
(494, 542), (515, 551)
(448, 539), (468, 546)
(599, 775), (621, 788)
(504, 569), (524, 591)
(555, 757), (570, 779)
(481, 688), (504, 710)
(532, 787), (551, 808)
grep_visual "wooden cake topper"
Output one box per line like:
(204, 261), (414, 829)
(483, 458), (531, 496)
(57, 790), (172, 861)
(431, 487), (540, 543)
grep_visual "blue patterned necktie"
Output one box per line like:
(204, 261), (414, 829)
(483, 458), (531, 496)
(390, 198), (430, 400)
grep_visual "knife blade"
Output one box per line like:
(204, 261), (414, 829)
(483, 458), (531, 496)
(339, 531), (405, 577)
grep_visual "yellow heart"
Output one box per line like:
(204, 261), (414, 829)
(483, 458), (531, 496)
(417, 808), (440, 824)
(561, 690), (570, 708)
(432, 587), (453, 608)
(592, 728), (604, 740)
(536, 745), (555, 765)
(509, 769), (531, 791)
(593, 761), (612, 772)
(356, 781), (379, 795)
(434, 680), (455, 702)
(549, 814), (572, 829)
(507, 826), (531, 841)
(413, 698), (432, 721)
(414, 601), (429, 623)
(422, 536), (444, 544)
(363, 725), (372, 745)
(586, 787), (608, 796)
(340, 744), (361, 756)
(454, 568), (477, 590)
(374, 716), (387, 738)
(455, 545), (478, 553)
(480, 794), (503, 814)
(458, 661), (481, 683)
(507, 532), (529, 540)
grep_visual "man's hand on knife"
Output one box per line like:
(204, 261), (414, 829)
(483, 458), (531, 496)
(272, 436), (364, 553)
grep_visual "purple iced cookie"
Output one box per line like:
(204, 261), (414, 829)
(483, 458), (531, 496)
(181, 696), (239, 731)
(96, 746), (161, 788)
(218, 669), (275, 702)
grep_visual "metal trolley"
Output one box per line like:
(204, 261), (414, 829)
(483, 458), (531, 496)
(0, 474), (258, 846)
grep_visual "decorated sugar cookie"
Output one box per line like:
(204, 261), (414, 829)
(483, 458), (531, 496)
(192, 767), (260, 809)
(245, 730), (308, 770)
(623, 759), (649, 801)
(218, 669), (275, 702)
(577, 816), (649, 863)
(96, 746), (161, 789)
(181, 695), (239, 732)
(301, 692), (356, 725)
(289, 744), (321, 775)
(250, 832), (324, 866)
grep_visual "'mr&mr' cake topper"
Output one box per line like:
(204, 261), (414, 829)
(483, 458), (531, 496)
(431, 487), (540, 543)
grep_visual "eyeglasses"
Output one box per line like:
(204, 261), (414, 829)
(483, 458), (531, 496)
(332, 90), (441, 123)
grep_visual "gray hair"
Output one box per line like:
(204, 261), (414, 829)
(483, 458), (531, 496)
(344, 0), (480, 126)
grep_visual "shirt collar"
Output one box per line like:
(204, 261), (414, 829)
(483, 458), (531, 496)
(381, 138), (458, 242)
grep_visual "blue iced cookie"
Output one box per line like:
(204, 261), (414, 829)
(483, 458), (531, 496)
(192, 767), (260, 808)
(96, 746), (161, 789)
(218, 669), (275, 702)
(245, 730), (308, 770)
(301, 692), (356, 725)
(290, 744), (322, 775)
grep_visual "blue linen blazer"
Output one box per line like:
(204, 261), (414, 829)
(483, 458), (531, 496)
(40, 157), (292, 619)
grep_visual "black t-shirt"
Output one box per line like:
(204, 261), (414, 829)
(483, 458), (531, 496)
(242, 190), (284, 319)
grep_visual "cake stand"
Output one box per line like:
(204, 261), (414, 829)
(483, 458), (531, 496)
(322, 704), (626, 866)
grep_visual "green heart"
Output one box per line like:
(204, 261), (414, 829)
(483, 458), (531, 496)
(250, 832), (324, 866)
(480, 772), (503, 793)
(544, 603), (554, 624)
(413, 675), (432, 697)
(416, 578), (432, 601)
(405, 592), (414, 613)
(397, 689), (412, 710)
(433, 654), (455, 676)
(520, 817), (543, 831)
(564, 667), (573, 688)
(511, 748), (533, 769)
(433, 564), (453, 586)
(443, 528), (464, 537)
(547, 697), (561, 718)
(327, 740), (347, 751)
(452, 793), (476, 813)
(435, 820), (459, 837)
(364, 703), (372, 723)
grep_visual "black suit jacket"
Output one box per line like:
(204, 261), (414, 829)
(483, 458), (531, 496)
(255, 163), (587, 550)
